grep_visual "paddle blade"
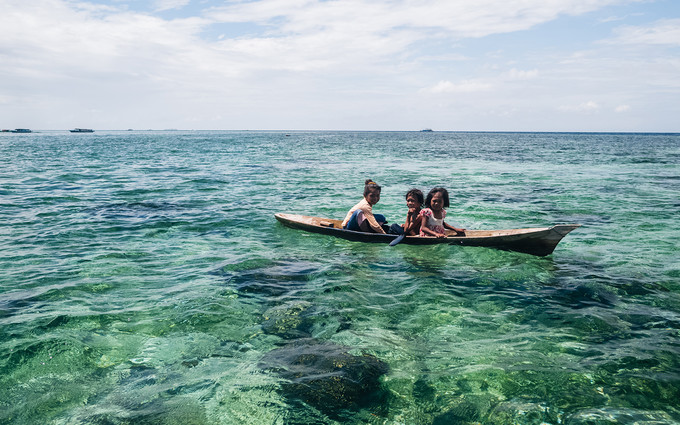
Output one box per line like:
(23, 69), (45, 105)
(389, 234), (406, 246)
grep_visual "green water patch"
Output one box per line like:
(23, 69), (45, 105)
(2, 131), (679, 424)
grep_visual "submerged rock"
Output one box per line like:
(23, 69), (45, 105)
(261, 301), (313, 339)
(433, 400), (482, 425)
(260, 338), (389, 416)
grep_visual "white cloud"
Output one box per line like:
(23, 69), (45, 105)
(208, 0), (637, 39)
(0, 0), (649, 80)
(607, 18), (680, 46)
(559, 101), (600, 112)
(0, 0), (677, 131)
(615, 104), (631, 112)
(423, 80), (493, 94)
(598, 12), (645, 23)
(503, 68), (539, 80)
(154, 0), (191, 12)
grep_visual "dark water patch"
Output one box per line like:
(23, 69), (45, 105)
(111, 188), (179, 199)
(77, 199), (210, 234)
(120, 364), (160, 388)
(103, 219), (191, 234)
(56, 172), (99, 184)
(35, 314), (73, 331)
(543, 282), (619, 309)
(554, 214), (611, 226)
(591, 373), (680, 412)
(0, 291), (49, 322)
(1, 335), (96, 375)
(260, 338), (389, 420)
(619, 307), (680, 333)
(221, 259), (329, 299)
(426, 369), (609, 424)
(182, 176), (233, 186)
(598, 355), (661, 374)
(610, 278), (660, 297)
(227, 272), (311, 299)
(84, 201), (185, 219)
(433, 400), (483, 424)
(175, 301), (240, 330)
(322, 282), (358, 294)
(508, 300), (633, 345)
(629, 157), (673, 164)
(67, 388), (208, 425)
(566, 407), (680, 425)
(485, 399), (560, 425)
(92, 250), (152, 261)
(181, 218), (234, 235)
(213, 257), (278, 274)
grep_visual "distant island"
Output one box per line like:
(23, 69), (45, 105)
(70, 128), (94, 133)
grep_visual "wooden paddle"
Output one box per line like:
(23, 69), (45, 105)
(389, 233), (406, 246)
(388, 223), (405, 246)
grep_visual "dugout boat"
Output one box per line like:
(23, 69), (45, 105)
(275, 213), (580, 256)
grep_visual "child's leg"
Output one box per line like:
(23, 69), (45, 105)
(389, 223), (404, 234)
(358, 212), (372, 232)
(360, 213), (387, 232)
(344, 210), (361, 230)
(346, 210), (372, 231)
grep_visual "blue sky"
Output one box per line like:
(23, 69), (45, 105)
(1, 0), (679, 131)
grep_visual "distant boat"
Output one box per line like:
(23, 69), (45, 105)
(420, 128), (433, 132)
(69, 128), (94, 133)
(10, 128), (32, 133)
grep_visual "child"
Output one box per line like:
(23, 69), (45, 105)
(402, 188), (424, 236)
(341, 179), (387, 233)
(419, 187), (465, 238)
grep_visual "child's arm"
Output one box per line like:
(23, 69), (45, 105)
(364, 211), (386, 233)
(403, 210), (419, 235)
(443, 221), (466, 236)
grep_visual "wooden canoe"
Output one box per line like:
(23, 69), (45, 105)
(275, 213), (580, 256)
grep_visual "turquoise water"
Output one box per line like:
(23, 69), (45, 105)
(1, 131), (678, 424)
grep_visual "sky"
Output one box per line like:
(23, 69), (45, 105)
(1, 0), (679, 131)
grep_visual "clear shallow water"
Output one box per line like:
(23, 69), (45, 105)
(1, 131), (679, 424)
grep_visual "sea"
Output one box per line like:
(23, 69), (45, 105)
(1, 130), (678, 425)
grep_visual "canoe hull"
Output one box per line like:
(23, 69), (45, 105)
(275, 213), (579, 256)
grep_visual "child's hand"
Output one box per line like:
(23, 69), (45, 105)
(436, 232), (447, 238)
